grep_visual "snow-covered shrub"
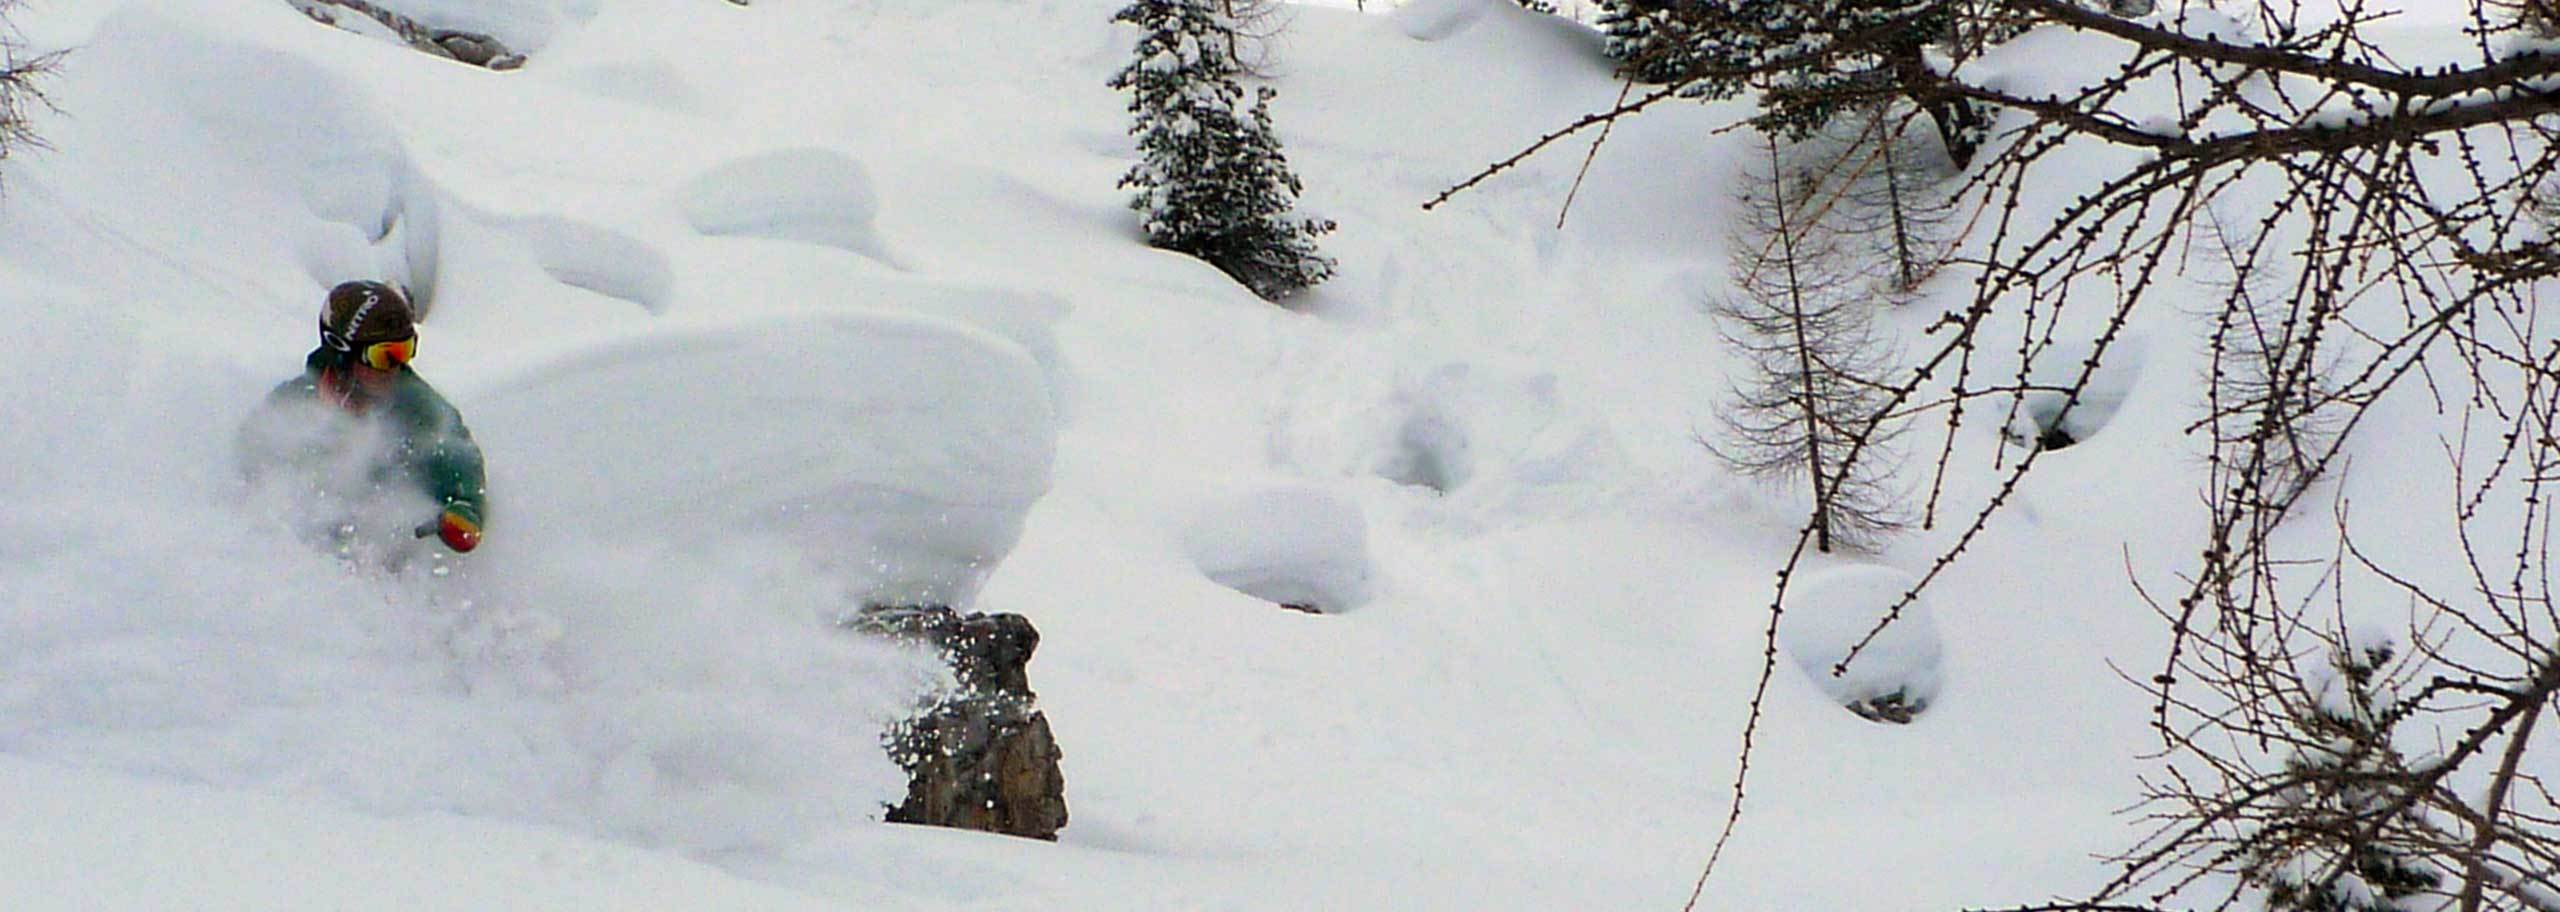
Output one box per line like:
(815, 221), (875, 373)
(1999, 334), (2148, 453)
(2238, 641), (2442, 912)
(1777, 564), (1944, 724)
(1108, 0), (1336, 302)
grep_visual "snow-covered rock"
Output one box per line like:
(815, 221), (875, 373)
(463, 309), (1057, 607)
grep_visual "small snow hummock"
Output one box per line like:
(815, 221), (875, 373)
(1392, 0), (1490, 42)
(1182, 485), (1374, 614)
(677, 147), (899, 264)
(1778, 564), (1947, 723)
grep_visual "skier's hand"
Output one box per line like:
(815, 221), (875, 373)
(415, 509), (482, 553)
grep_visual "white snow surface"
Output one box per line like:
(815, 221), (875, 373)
(0, 0), (2526, 909)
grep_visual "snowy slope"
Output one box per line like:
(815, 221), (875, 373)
(0, 0), (2517, 909)
(0, 756), (859, 912)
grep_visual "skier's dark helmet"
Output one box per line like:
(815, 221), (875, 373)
(320, 281), (417, 369)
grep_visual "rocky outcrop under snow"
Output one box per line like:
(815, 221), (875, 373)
(851, 604), (1068, 841)
(286, 0), (526, 69)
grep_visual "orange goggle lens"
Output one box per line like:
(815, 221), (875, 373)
(359, 336), (416, 371)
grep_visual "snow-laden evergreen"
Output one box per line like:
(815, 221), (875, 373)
(1109, 0), (1336, 300)
(1599, 0), (2003, 164)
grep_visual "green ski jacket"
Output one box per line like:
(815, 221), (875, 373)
(238, 348), (489, 531)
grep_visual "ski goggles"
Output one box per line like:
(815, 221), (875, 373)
(320, 319), (419, 371)
(357, 336), (417, 371)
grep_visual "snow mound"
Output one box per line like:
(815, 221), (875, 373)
(490, 212), (674, 314)
(815, 278), (1074, 417)
(462, 309), (1057, 607)
(677, 148), (899, 265)
(1778, 564), (1947, 723)
(81, 2), (446, 305)
(1392, 0), (1490, 41)
(1382, 404), (1471, 494)
(2004, 333), (2152, 450)
(1182, 486), (1374, 613)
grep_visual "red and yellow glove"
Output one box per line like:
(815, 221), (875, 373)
(417, 508), (482, 553)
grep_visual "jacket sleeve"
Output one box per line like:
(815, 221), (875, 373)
(422, 403), (489, 527)
(399, 378), (489, 527)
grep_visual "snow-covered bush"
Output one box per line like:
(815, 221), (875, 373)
(1108, 0), (1336, 301)
(2236, 641), (2441, 912)
(1777, 564), (1944, 723)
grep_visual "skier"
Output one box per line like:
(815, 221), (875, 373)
(236, 280), (487, 562)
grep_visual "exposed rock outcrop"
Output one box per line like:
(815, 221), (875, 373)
(850, 604), (1067, 841)
(287, 0), (528, 70)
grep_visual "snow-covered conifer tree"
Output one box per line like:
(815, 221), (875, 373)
(1108, 0), (1335, 302)
(1596, 0), (1713, 84)
(2239, 642), (2443, 912)
(1602, 0), (2013, 167)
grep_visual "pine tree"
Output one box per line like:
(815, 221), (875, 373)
(1711, 134), (1906, 553)
(1599, 0), (2014, 167)
(1108, 0), (1336, 302)
(2241, 642), (2443, 912)
(1597, 0), (1715, 84)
